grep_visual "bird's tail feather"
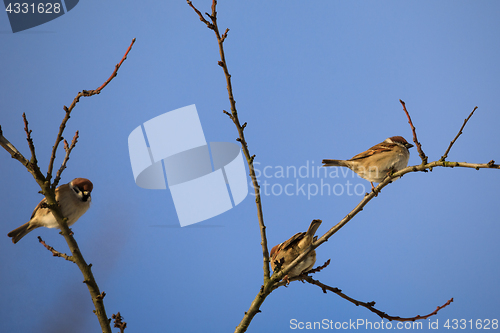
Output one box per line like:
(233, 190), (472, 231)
(322, 159), (348, 167)
(7, 222), (32, 244)
(305, 219), (322, 238)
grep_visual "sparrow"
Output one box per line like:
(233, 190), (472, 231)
(270, 219), (322, 280)
(8, 178), (93, 244)
(322, 136), (413, 189)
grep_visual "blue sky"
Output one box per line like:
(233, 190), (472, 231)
(1, 1), (499, 332)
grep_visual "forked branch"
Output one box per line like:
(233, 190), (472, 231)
(304, 276), (453, 322)
(38, 236), (75, 262)
(187, 2), (497, 332)
(47, 38), (136, 184)
(187, 0), (270, 282)
(52, 131), (79, 188)
(440, 106), (478, 161)
(1, 38), (136, 333)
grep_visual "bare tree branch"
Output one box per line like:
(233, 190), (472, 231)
(277, 102), (491, 285)
(186, 0), (214, 29)
(96, 38), (136, 93)
(22, 113), (38, 165)
(0, 125), (28, 165)
(38, 236), (75, 262)
(305, 259), (331, 275)
(286, 159), (500, 283)
(53, 131), (79, 189)
(399, 99), (427, 164)
(187, 0), (270, 283)
(47, 38), (136, 184)
(186, 3), (498, 332)
(1, 38), (136, 333)
(271, 260), (332, 289)
(0, 124), (46, 186)
(440, 106), (478, 161)
(303, 276), (453, 322)
(271, 260), (453, 322)
(234, 103), (496, 332)
(274, 259), (453, 327)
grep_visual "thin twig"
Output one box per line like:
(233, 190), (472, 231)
(186, 1), (213, 28)
(399, 100), (427, 164)
(46, 108), (66, 182)
(53, 131), (79, 189)
(440, 106), (478, 161)
(96, 38), (136, 92)
(0, 125), (29, 166)
(306, 259), (331, 275)
(271, 260), (332, 289)
(38, 236), (75, 262)
(47, 38), (136, 182)
(22, 113), (38, 164)
(221, 28), (229, 42)
(22, 113), (45, 182)
(304, 276), (453, 322)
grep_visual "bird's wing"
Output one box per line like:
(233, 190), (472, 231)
(349, 142), (397, 161)
(279, 232), (305, 251)
(29, 184), (65, 219)
(30, 197), (48, 219)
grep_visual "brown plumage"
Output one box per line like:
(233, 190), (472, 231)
(322, 136), (413, 188)
(8, 178), (93, 244)
(270, 219), (322, 279)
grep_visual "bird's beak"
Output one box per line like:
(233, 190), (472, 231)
(406, 143), (414, 149)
